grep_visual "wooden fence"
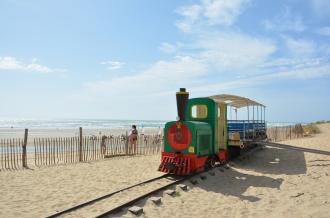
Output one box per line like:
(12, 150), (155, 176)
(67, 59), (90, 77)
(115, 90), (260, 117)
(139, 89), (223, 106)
(0, 138), (24, 170)
(266, 124), (304, 142)
(0, 128), (163, 170)
(0, 129), (28, 170)
(33, 134), (163, 167)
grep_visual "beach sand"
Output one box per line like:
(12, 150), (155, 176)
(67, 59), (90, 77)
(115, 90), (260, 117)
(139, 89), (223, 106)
(1, 123), (330, 218)
(0, 155), (164, 217)
(121, 123), (330, 218)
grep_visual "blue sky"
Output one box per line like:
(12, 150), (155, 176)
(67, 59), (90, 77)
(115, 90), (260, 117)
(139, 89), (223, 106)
(0, 0), (329, 122)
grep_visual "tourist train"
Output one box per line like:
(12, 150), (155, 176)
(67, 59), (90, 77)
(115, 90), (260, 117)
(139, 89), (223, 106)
(159, 88), (267, 175)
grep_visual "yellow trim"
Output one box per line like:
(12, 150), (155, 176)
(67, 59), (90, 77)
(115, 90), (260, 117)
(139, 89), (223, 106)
(191, 104), (208, 119)
(176, 92), (189, 94)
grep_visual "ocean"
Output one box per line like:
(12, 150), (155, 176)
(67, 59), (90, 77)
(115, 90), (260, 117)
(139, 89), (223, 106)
(0, 118), (299, 129)
(0, 119), (168, 129)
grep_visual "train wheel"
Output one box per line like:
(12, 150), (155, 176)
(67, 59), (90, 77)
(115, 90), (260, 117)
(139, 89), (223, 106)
(228, 147), (241, 160)
(205, 156), (217, 170)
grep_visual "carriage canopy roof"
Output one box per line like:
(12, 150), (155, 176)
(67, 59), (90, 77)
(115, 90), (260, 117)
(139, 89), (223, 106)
(208, 94), (265, 109)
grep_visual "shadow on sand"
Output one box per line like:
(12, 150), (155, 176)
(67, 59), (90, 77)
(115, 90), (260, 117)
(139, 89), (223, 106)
(193, 145), (307, 202)
(235, 145), (307, 175)
(197, 167), (283, 202)
(116, 145), (309, 217)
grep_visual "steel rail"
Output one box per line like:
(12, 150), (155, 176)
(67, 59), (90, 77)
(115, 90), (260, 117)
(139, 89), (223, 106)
(95, 173), (198, 218)
(45, 173), (171, 218)
(256, 141), (330, 156)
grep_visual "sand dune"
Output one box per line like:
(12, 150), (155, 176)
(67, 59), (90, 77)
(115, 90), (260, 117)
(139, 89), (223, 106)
(0, 124), (330, 218)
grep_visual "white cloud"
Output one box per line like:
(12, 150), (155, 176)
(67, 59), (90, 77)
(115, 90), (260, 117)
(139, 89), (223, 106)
(175, 4), (203, 32)
(0, 56), (23, 70)
(100, 61), (125, 70)
(0, 56), (65, 74)
(316, 26), (330, 36)
(262, 7), (306, 32)
(283, 36), (316, 57)
(202, 0), (249, 25)
(83, 56), (207, 120)
(176, 0), (249, 32)
(81, 0), (330, 120)
(191, 32), (276, 74)
(159, 42), (183, 54)
(192, 64), (330, 94)
(87, 56), (208, 95)
(87, 31), (278, 99)
(259, 57), (324, 72)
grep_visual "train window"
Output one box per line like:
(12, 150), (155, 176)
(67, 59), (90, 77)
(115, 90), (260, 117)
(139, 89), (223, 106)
(191, 105), (208, 118)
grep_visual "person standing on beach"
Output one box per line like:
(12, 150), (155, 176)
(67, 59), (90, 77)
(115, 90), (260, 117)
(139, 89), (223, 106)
(129, 125), (138, 154)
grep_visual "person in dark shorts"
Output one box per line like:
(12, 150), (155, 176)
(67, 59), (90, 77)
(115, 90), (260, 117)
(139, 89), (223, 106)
(129, 125), (138, 154)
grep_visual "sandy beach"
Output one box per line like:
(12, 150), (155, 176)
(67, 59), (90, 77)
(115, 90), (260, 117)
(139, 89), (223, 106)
(0, 123), (330, 218)
(0, 155), (164, 217)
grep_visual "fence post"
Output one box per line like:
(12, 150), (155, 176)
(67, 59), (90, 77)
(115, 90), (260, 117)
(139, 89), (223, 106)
(79, 127), (83, 162)
(290, 126), (292, 139)
(125, 131), (129, 155)
(101, 136), (106, 157)
(22, 128), (28, 168)
(275, 127), (278, 142)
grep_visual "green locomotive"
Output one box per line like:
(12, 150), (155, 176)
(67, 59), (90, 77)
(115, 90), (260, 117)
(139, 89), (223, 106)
(159, 88), (266, 175)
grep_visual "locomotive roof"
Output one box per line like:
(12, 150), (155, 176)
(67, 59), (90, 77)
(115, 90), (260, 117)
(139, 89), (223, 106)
(208, 94), (265, 108)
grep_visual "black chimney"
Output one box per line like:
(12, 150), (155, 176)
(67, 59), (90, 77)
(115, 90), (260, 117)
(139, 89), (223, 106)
(176, 88), (189, 121)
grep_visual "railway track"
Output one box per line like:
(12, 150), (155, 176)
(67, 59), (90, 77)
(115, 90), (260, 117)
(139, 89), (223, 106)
(46, 145), (263, 218)
(256, 141), (330, 156)
(46, 173), (190, 218)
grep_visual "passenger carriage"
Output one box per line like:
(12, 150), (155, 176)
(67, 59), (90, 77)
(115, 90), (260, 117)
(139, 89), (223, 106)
(159, 88), (267, 175)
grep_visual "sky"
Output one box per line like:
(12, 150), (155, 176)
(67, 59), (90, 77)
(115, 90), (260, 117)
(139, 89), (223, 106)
(0, 0), (329, 122)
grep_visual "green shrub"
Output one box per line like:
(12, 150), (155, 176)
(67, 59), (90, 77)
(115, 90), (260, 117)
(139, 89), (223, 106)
(303, 123), (321, 135)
